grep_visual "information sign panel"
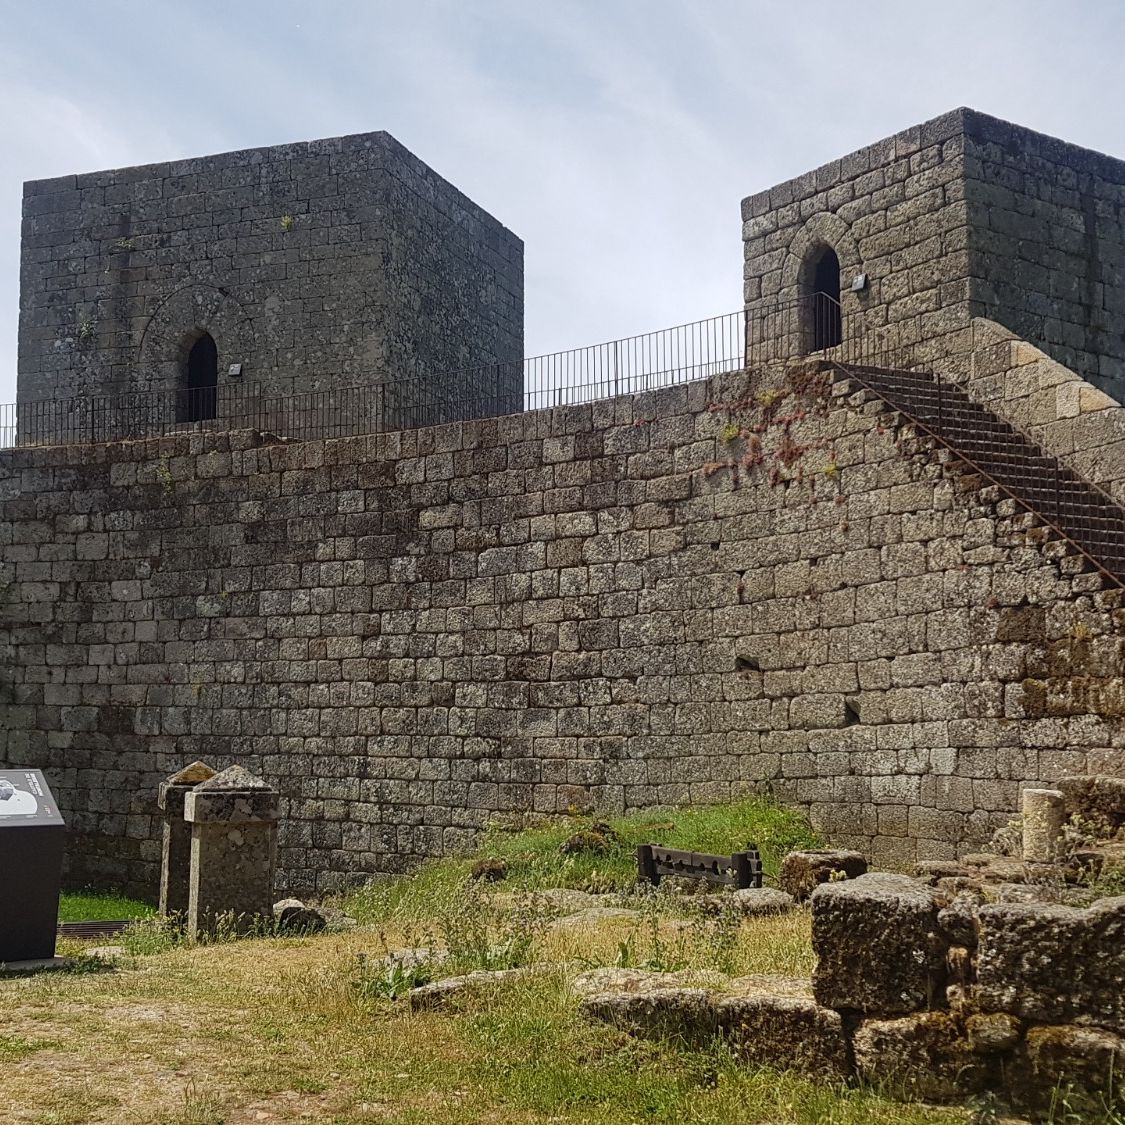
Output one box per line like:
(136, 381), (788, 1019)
(0, 770), (66, 963)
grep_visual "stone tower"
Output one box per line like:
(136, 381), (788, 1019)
(18, 131), (523, 434)
(743, 107), (1125, 403)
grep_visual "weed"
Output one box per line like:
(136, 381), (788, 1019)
(621, 884), (690, 972)
(1083, 862), (1125, 901)
(612, 931), (638, 968)
(437, 880), (552, 974)
(119, 909), (290, 955)
(720, 421), (742, 443)
(0, 1034), (56, 1061)
(741, 433), (764, 467)
(119, 913), (182, 955)
(988, 816), (1022, 857)
(156, 457), (175, 496)
(776, 432), (803, 466)
(169, 1082), (226, 1125)
(280, 214), (295, 232)
(698, 894), (742, 975)
(1040, 1075), (1125, 1124)
(352, 947), (434, 1001)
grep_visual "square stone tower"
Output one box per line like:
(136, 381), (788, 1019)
(18, 132), (523, 432)
(742, 107), (1125, 402)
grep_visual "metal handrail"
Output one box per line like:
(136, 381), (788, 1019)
(833, 359), (1125, 589)
(0, 305), (759, 448)
(0, 292), (912, 449)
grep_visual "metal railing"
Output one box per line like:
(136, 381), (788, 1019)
(0, 308), (751, 449)
(0, 295), (916, 449)
(836, 361), (1125, 587)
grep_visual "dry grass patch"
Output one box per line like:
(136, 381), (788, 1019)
(0, 803), (979, 1122)
(0, 915), (969, 1124)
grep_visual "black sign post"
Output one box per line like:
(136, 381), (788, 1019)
(0, 769), (66, 964)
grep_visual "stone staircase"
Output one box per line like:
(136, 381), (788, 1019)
(834, 363), (1125, 588)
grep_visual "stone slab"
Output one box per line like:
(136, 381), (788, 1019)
(853, 1012), (987, 1102)
(811, 873), (946, 1014)
(975, 895), (1125, 1033)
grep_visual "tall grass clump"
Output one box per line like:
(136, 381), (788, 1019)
(344, 795), (819, 924)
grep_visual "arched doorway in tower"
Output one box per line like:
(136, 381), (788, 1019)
(811, 247), (842, 350)
(179, 332), (218, 422)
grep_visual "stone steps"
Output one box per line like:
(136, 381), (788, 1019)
(837, 364), (1125, 585)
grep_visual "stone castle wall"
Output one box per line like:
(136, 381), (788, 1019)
(0, 369), (1121, 897)
(18, 132), (523, 412)
(963, 113), (1125, 401)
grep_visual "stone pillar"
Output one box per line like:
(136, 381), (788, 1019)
(1021, 788), (1066, 863)
(184, 766), (279, 939)
(158, 761), (216, 916)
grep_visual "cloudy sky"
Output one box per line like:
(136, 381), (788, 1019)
(2, 0), (1124, 402)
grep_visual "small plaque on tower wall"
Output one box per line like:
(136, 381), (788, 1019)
(0, 770), (66, 963)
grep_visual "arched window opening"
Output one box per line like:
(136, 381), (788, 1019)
(811, 247), (842, 350)
(179, 332), (218, 423)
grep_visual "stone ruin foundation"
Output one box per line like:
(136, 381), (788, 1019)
(158, 760), (216, 916)
(578, 775), (1125, 1117)
(183, 765), (280, 939)
(156, 763), (282, 938)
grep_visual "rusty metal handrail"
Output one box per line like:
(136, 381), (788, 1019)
(834, 360), (1125, 590)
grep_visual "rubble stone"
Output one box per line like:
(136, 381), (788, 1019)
(937, 901), (978, 947)
(183, 767), (280, 939)
(409, 966), (536, 1011)
(1056, 775), (1125, 835)
(571, 967), (729, 998)
(780, 850), (868, 901)
(580, 988), (716, 1043)
(965, 1012), (1021, 1053)
(381, 947), (449, 973)
(1009, 1024), (1125, 1117)
(729, 888), (795, 915)
(716, 977), (848, 1078)
(272, 898), (327, 934)
(1021, 787), (1065, 863)
(989, 882), (1089, 906)
(811, 874), (946, 1014)
(945, 945), (973, 986)
(157, 761), (215, 916)
(853, 1012), (987, 1101)
(914, 860), (970, 884)
(960, 853), (1029, 882)
(976, 895), (1125, 1032)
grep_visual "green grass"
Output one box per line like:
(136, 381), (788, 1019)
(58, 890), (155, 923)
(452, 971), (966, 1124)
(0, 1033), (57, 1062)
(344, 796), (819, 923)
(0, 932), (971, 1124)
(4, 795), (1095, 1123)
